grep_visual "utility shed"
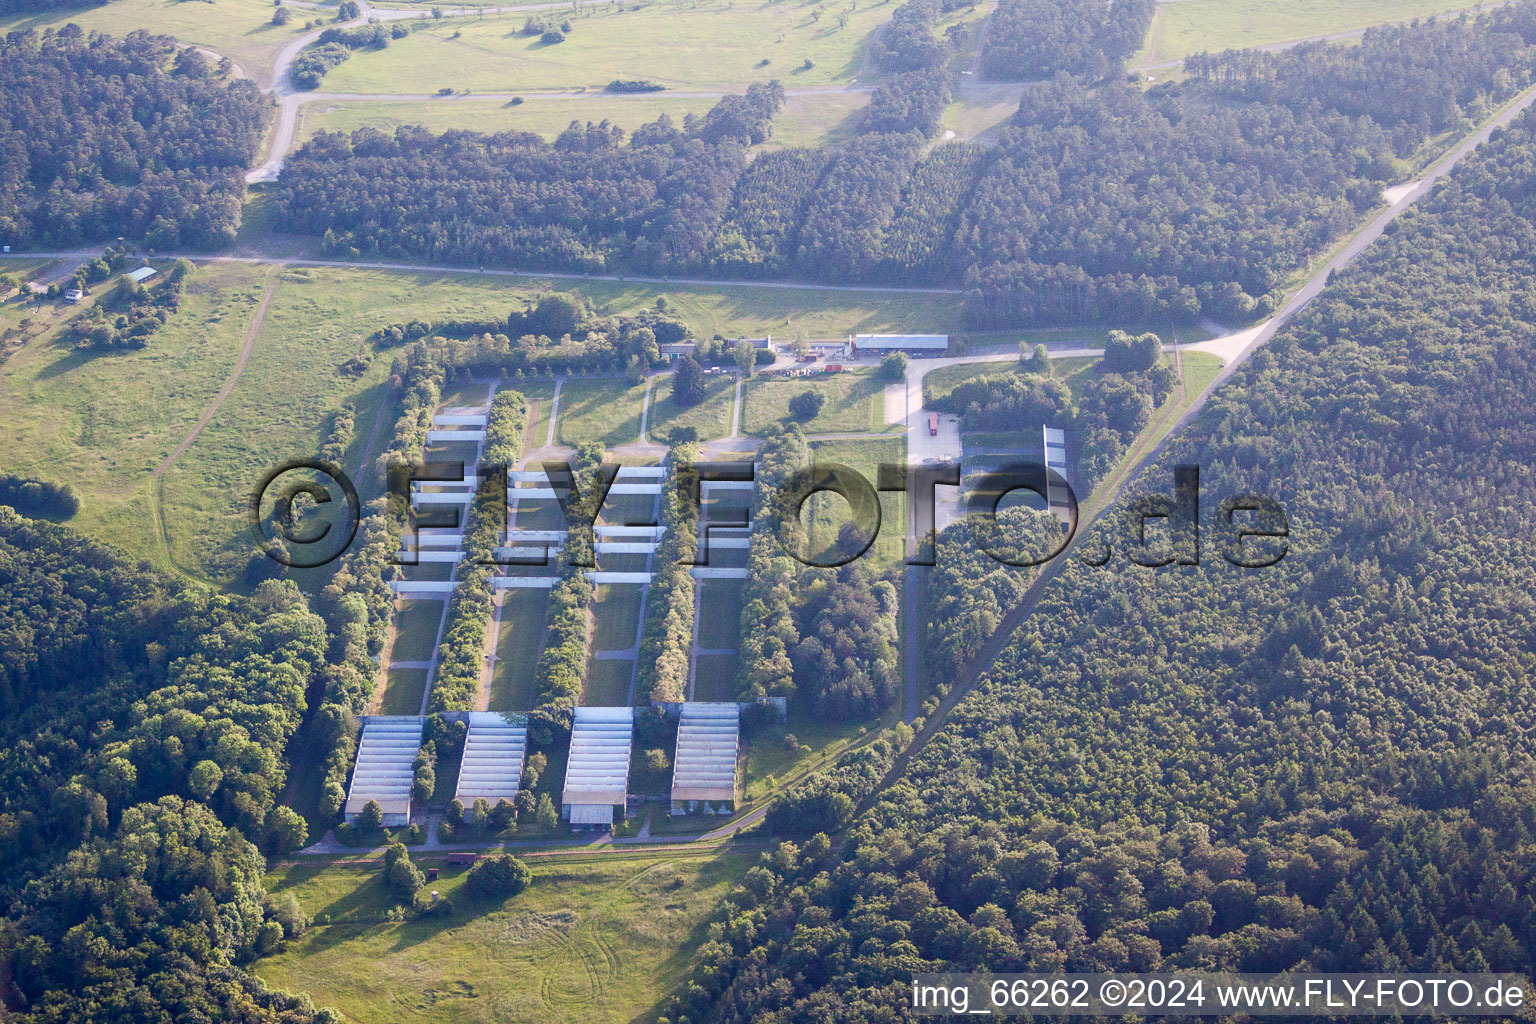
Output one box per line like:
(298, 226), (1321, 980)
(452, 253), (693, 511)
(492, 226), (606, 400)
(344, 717), (425, 825)
(670, 703), (739, 814)
(562, 706), (634, 829)
(454, 711), (528, 809)
(126, 266), (157, 284)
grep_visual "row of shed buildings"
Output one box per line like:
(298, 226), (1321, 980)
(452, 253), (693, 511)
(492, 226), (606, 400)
(344, 703), (747, 830)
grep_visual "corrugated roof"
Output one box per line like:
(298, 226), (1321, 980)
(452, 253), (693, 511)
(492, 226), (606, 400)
(126, 266), (157, 283)
(671, 703), (739, 803)
(562, 706), (633, 809)
(853, 333), (949, 349)
(345, 717), (425, 817)
(454, 711), (527, 806)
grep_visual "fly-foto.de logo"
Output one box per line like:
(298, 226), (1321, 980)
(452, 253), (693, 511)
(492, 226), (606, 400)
(250, 460), (1288, 571)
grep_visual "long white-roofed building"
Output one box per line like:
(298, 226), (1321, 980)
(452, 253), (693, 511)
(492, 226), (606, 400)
(454, 711), (528, 810)
(670, 703), (739, 814)
(561, 706), (634, 828)
(344, 716), (426, 825)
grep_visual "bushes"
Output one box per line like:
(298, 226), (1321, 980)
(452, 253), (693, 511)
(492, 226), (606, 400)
(1101, 329), (1161, 373)
(532, 444), (605, 708)
(793, 564), (900, 719)
(465, 853), (532, 898)
(788, 390), (824, 421)
(482, 388), (529, 468)
(291, 42), (351, 89)
(0, 475), (78, 519)
(930, 370), (1072, 431)
(762, 738), (897, 834)
(981, 0), (1155, 79)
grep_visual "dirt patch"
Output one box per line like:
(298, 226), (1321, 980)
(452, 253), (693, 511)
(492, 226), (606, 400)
(501, 908), (579, 944)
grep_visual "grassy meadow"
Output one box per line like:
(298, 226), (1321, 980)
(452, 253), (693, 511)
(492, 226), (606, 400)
(741, 367), (887, 435)
(322, 0), (896, 95)
(1135, 0), (1489, 65)
(647, 372), (737, 442)
(296, 94), (722, 145)
(257, 849), (751, 1024)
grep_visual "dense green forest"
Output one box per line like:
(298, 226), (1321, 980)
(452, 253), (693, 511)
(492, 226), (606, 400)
(980, 0), (1155, 79)
(275, 8), (1536, 326)
(0, 29), (268, 249)
(657, 93), (1536, 1024)
(0, 512), (331, 1020)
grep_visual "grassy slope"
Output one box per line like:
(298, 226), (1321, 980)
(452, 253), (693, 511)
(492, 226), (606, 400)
(322, 0), (894, 94)
(1135, 0), (1489, 64)
(257, 850), (751, 1024)
(0, 261), (264, 566)
(489, 588), (549, 713)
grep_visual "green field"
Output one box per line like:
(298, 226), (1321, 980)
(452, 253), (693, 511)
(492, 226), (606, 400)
(297, 94), (721, 146)
(943, 87), (1023, 141)
(583, 657), (634, 706)
(590, 583), (643, 653)
(0, 0), (308, 85)
(0, 262), (268, 571)
(391, 599), (447, 663)
(803, 436), (906, 568)
(379, 667), (430, 715)
(256, 850), (751, 1024)
(695, 580), (744, 650)
(742, 368), (886, 435)
(764, 89), (871, 149)
(489, 589), (549, 712)
(556, 378), (648, 447)
(646, 372), (736, 442)
(158, 270), (396, 579)
(1135, 0), (1485, 65)
(691, 652), (740, 703)
(322, 0), (897, 94)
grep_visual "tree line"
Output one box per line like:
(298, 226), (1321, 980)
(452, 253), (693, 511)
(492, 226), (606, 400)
(274, 8), (1536, 327)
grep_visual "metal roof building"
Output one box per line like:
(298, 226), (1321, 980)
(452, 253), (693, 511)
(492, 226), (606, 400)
(670, 703), (739, 813)
(344, 716), (426, 825)
(454, 711), (528, 809)
(852, 333), (949, 353)
(126, 266), (158, 284)
(561, 706), (634, 828)
(1043, 426), (1073, 532)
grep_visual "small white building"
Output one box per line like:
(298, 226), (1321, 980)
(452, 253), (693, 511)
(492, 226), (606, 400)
(63, 287), (83, 304)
